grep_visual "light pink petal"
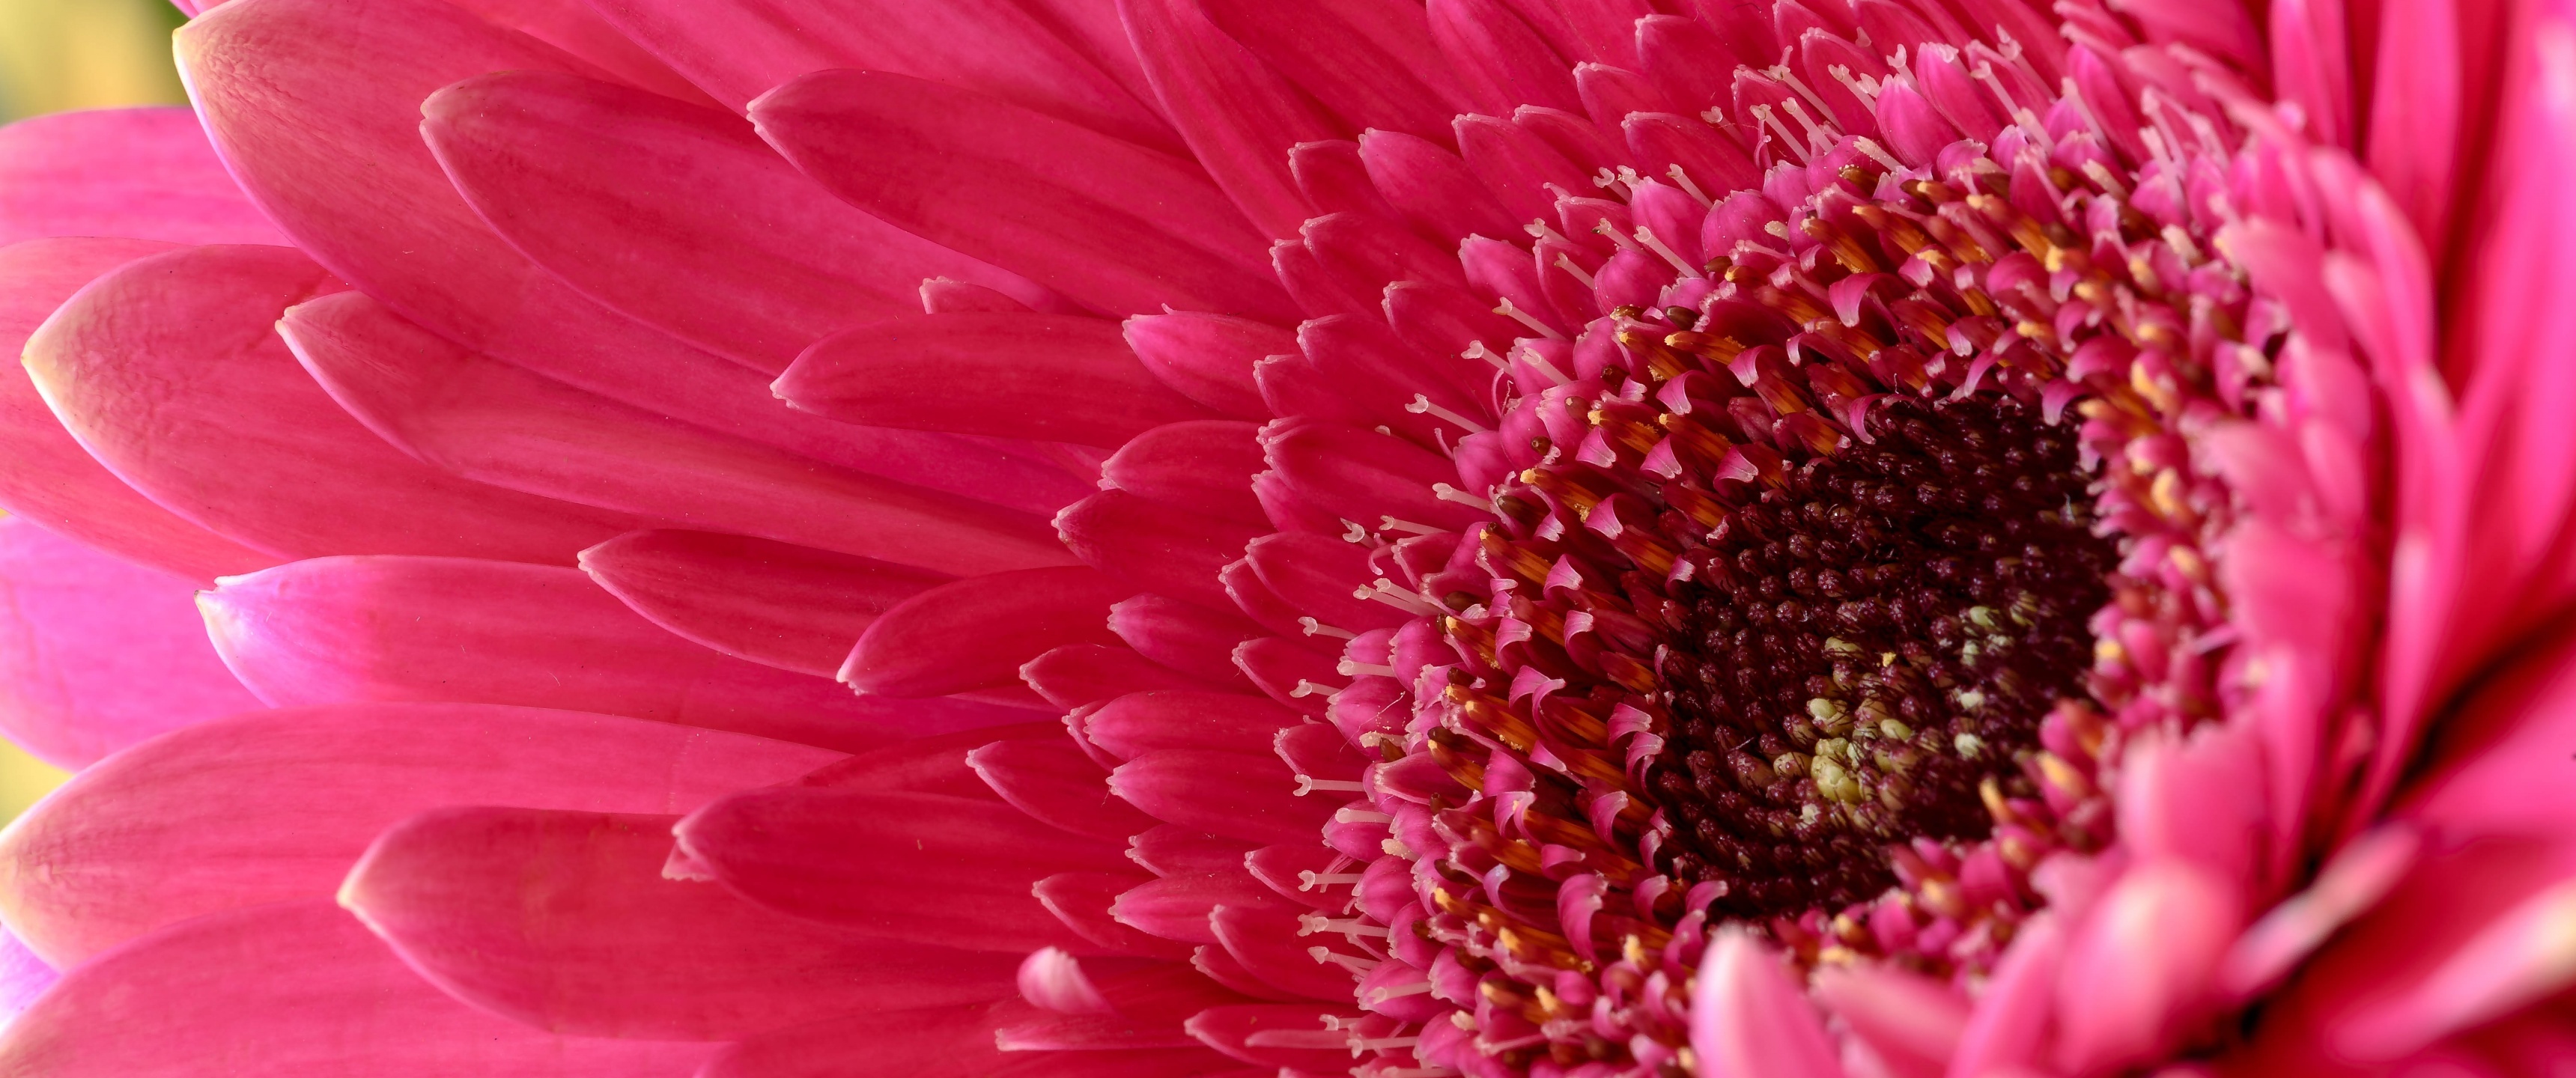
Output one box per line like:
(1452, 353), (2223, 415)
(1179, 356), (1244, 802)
(2325, 877), (2576, 1059)
(673, 788), (1125, 951)
(174, 0), (943, 475)
(750, 69), (1292, 322)
(1811, 963), (1968, 1074)
(843, 567), (1132, 698)
(0, 237), (273, 581)
(0, 108), (285, 247)
(0, 927), (52, 1021)
(2050, 860), (2242, 1074)
(197, 555), (1015, 751)
(1119, 0), (1345, 240)
(2364, 0), (2463, 245)
(1199, 0), (1471, 142)
(0, 901), (713, 1077)
(278, 291), (1080, 575)
(0, 701), (839, 966)
(584, 0), (1176, 151)
(342, 806), (1017, 1039)
(580, 529), (948, 679)
(0, 517), (263, 770)
(1691, 927), (1845, 1078)
(25, 243), (648, 564)
(422, 69), (1054, 374)
(779, 313), (1222, 448)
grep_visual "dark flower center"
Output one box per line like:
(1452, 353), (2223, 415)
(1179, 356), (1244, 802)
(1651, 393), (2113, 917)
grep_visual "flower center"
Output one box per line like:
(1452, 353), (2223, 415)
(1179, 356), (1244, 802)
(1653, 392), (2113, 918)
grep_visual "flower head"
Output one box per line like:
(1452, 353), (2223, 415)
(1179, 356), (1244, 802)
(0, 1), (2570, 1077)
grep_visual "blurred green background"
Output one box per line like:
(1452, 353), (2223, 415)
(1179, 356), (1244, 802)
(0, 0), (193, 818)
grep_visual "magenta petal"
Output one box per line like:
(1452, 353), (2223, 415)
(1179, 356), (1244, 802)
(1119, 0), (1345, 240)
(586, 0), (1176, 152)
(1690, 928), (1846, 1078)
(780, 314), (1222, 448)
(279, 292), (1080, 575)
(1110, 749), (1334, 845)
(674, 788), (1125, 951)
(750, 69), (1293, 321)
(1099, 421), (1270, 524)
(0, 901), (714, 1077)
(0, 108), (287, 247)
(423, 70), (1052, 374)
(1200, 0), (1470, 143)
(174, 0), (932, 474)
(342, 806), (1018, 1039)
(0, 518), (264, 770)
(197, 555), (992, 751)
(694, 1003), (1023, 1078)
(845, 567), (1132, 698)
(0, 238), (274, 581)
(1057, 491), (1269, 612)
(1123, 311), (1291, 421)
(24, 244), (646, 564)
(968, 737), (1158, 841)
(0, 701), (837, 967)
(581, 529), (949, 678)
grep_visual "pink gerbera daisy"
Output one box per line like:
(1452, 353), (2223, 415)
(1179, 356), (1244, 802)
(0, 0), (2569, 1076)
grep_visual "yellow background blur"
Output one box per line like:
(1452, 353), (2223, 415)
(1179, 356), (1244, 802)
(0, 0), (191, 817)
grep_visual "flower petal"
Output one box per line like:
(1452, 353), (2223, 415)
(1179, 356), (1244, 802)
(422, 69), (1054, 374)
(751, 69), (1292, 321)
(0, 108), (287, 247)
(341, 806), (1018, 1039)
(1199, 0), (1471, 142)
(1056, 491), (1269, 612)
(673, 788), (1126, 951)
(580, 529), (948, 678)
(0, 901), (714, 1077)
(24, 243), (646, 564)
(779, 313), (1221, 448)
(843, 567), (1134, 698)
(0, 518), (263, 770)
(583, 0), (1176, 152)
(197, 555), (1016, 750)
(1690, 928), (1846, 1078)
(1118, 0), (1344, 240)
(1108, 750), (1333, 846)
(0, 701), (839, 967)
(0, 237), (273, 582)
(278, 291), (1080, 575)
(174, 0), (935, 474)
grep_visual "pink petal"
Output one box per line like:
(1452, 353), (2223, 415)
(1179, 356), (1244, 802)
(1057, 491), (1269, 612)
(0, 108), (286, 247)
(25, 243), (646, 564)
(1036, 874), (1192, 959)
(0, 237), (273, 581)
(673, 788), (1125, 951)
(694, 1003), (1022, 1078)
(750, 69), (1292, 322)
(2363, 0), (2462, 245)
(1691, 927), (1847, 1078)
(342, 806), (1018, 1039)
(1185, 1003), (1365, 1069)
(584, 0), (1176, 151)
(0, 701), (836, 967)
(580, 529), (948, 678)
(1114, 872), (1295, 944)
(968, 737), (1158, 841)
(2050, 860), (2243, 1074)
(1082, 690), (1303, 760)
(1109, 749), (1334, 845)
(1109, 594), (1266, 685)
(843, 567), (1132, 698)
(439, 0), (719, 107)
(1200, 0), (1470, 142)
(0, 901), (714, 1077)
(779, 313), (1221, 448)
(278, 291), (1080, 575)
(423, 70), (1056, 374)
(1209, 904), (1356, 1000)
(1099, 421), (1269, 524)
(1123, 311), (1290, 421)
(1119, 0), (1345, 240)
(1023, 643), (1218, 710)
(174, 0), (941, 475)
(197, 555), (1012, 751)
(0, 518), (264, 770)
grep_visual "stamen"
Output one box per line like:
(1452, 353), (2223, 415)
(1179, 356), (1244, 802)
(1407, 395), (1491, 433)
(1355, 579), (1442, 615)
(1751, 104), (1809, 164)
(1300, 615), (1358, 640)
(1307, 948), (1377, 974)
(1633, 227), (1701, 277)
(1494, 296), (1567, 340)
(1300, 870), (1367, 890)
(1335, 806), (1393, 823)
(1463, 341), (1510, 372)
(1433, 483), (1499, 513)
(1851, 137), (1907, 175)
(1378, 516), (1445, 537)
(1665, 165), (1714, 207)
(1337, 660), (1400, 679)
(1552, 253), (1597, 288)
(1509, 341), (1573, 383)
(1299, 913), (1393, 937)
(1295, 775), (1373, 795)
